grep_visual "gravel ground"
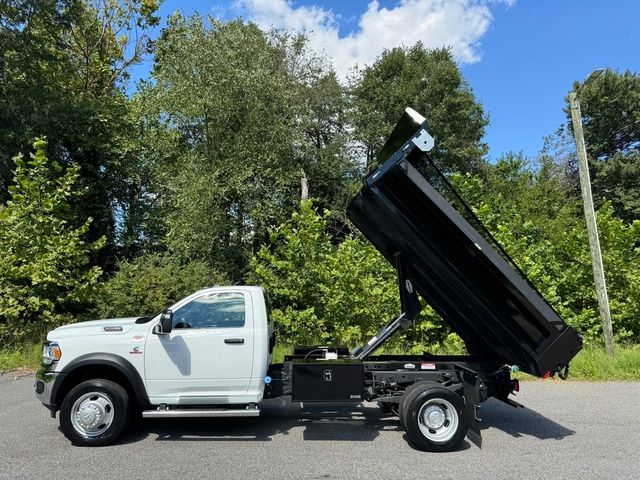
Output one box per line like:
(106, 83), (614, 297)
(1, 374), (639, 480)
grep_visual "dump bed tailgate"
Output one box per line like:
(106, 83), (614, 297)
(347, 110), (582, 377)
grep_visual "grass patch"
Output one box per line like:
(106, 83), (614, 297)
(511, 345), (640, 381)
(0, 343), (41, 373)
(271, 343), (293, 363)
(563, 345), (640, 380)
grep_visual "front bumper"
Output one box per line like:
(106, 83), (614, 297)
(35, 369), (65, 417)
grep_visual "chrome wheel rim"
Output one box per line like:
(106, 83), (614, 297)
(417, 398), (459, 443)
(70, 392), (115, 438)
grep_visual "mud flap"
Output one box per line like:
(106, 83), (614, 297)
(463, 371), (482, 448)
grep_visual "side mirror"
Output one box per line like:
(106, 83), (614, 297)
(154, 309), (173, 335)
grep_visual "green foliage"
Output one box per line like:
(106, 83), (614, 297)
(296, 68), (359, 215)
(572, 69), (640, 161)
(563, 345), (640, 380)
(350, 44), (488, 173)
(251, 200), (336, 343)
(566, 69), (640, 223)
(512, 346), (640, 381)
(93, 254), (225, 319)
(0, 343), (41, 372)
(0, 0), (161, 266)
(0, 139), (104, 345)
(252, 201), (448, 351)
(140, 16), (315, 275)
(591, 152), (640, 224)
(596, 205), (640, 340)
(270, 343), (292, 364)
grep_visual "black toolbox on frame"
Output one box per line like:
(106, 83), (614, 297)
(346, 108), (583, 378)
(291, 360), (365, 402)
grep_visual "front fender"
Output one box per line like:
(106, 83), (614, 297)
(51, 352), (149, 408)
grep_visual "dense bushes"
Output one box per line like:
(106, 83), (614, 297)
(252, 201), (455, 351)
(2, 121), (638, 353)
(93, 254), (226, 319)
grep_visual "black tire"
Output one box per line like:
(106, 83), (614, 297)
(60, 379), (131, 446)
(398, 381), (440, 430)
(403, 385), (468, 452)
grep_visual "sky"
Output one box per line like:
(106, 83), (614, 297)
(135, 0), (640, 160)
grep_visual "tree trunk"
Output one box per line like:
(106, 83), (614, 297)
(300, 168), (309, 200)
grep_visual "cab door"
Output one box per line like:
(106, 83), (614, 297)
(144, 290), (254, 404)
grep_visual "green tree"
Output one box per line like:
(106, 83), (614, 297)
(141, 15), (356, 277)
(566, 69), (640, 223)
(295, 67), (358, 214)
(350, 45), (488, 173)
(572, 70), (640, 161)
(590, 152), (640, 224)
(0, 139), (104, 344)
(0, 0), (161, 267)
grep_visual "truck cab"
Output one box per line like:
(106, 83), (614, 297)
(36, 286), (273, 444)
(143, 286), (271, 405)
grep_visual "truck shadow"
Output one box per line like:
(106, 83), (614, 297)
(117, 397), (573, 446)
(479, 398), (575, 440)
(121, 399), (395, 444)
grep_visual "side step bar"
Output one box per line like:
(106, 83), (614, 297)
(142, 408), (260, 419)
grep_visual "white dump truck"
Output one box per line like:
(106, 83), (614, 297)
(36, 109), (582, 451)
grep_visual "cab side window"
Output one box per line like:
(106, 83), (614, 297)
(173, 292), (245, 329)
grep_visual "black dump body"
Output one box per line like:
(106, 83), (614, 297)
(347, 109), (582, 377)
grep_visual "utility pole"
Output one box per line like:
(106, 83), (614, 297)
(568, 68), (615, 357)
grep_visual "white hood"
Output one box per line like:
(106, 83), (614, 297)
(48, 317), (141, 339)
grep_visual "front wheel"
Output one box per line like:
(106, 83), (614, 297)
(403, 386), (468, 452)
(60, 379), (131, 446)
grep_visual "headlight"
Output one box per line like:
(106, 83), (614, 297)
(42, 342), (62, 365)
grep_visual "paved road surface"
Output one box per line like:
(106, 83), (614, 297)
(1, 374), (638, 480)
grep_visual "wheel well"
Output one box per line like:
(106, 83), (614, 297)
(55, 365), (140, 409)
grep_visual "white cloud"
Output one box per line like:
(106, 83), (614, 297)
(234, 0), (514, 80)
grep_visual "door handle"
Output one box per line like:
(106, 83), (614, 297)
(224, 338), (244, 344)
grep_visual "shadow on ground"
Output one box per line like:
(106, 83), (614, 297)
(480, 398), (575, 440)
(118, 400), (395, 445)
(115, 397), (574, 447)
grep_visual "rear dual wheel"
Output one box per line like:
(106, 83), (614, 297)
(400, 383), (468, 452)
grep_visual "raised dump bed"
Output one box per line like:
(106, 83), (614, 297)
(347, 109), (582, 377)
